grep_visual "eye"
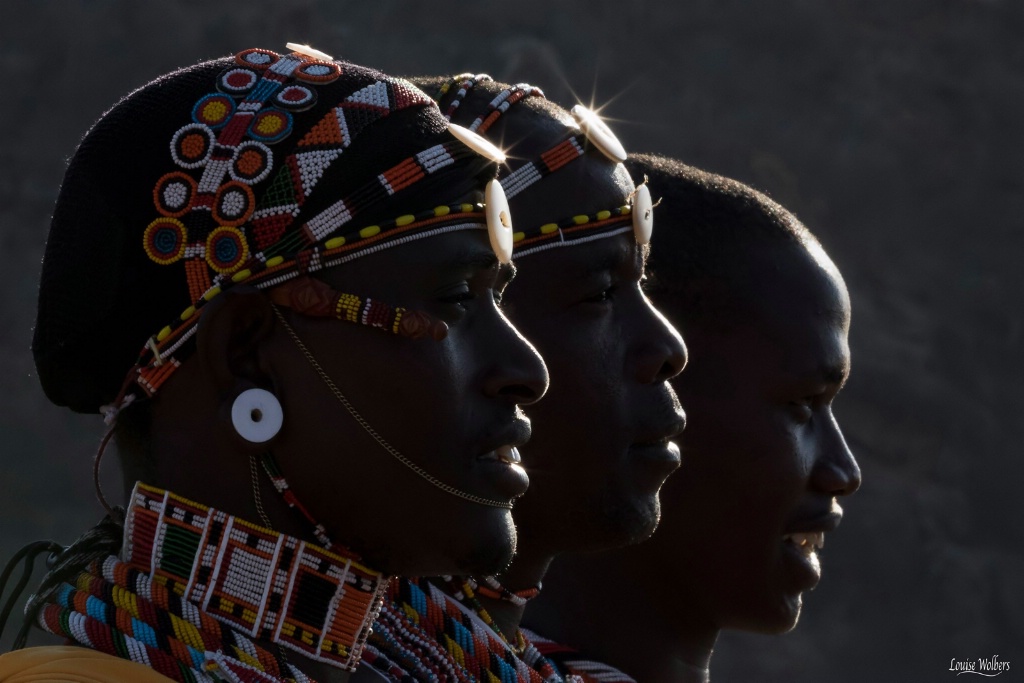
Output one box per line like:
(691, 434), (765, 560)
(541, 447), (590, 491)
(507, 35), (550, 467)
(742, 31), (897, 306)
(789, 397), (814, 422)
(582, 285), (617, 304)
(437, 284), (473, 308)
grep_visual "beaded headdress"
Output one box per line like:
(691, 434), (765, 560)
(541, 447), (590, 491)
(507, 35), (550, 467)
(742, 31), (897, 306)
(34, 47), (509, 415)
(430, 75), (654, 259)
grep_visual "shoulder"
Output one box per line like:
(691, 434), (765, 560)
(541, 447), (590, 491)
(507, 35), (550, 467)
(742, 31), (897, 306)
(0, 647), (174, 683)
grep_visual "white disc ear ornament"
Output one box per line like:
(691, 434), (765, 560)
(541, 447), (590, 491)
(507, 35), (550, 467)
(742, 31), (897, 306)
(231, 388), (284, 443)
(570, 105), (627, 164)
(448, 123), (507, 164)
(632, 183), (654, 245)
(485, 179), (514, 264)
(286, 42), (334, 61)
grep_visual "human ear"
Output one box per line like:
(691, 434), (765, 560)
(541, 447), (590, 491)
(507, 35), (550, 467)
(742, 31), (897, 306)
(194, 287), (278, 399)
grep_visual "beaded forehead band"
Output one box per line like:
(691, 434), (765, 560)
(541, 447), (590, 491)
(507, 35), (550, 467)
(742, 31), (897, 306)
(111, 47), (517, 415)
(433, 75), (655, 259)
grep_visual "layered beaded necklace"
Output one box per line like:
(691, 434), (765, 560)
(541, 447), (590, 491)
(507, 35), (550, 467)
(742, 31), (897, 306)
(362, 577), (566, 682)
(33, 483), (388, 683)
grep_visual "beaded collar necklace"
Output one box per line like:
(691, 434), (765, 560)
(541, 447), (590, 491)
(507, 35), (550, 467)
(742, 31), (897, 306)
(472, 575), (542, 608)
(36, 483), (388, 681)
(362, 577), (566, 682)
(522, 628), (639, 683)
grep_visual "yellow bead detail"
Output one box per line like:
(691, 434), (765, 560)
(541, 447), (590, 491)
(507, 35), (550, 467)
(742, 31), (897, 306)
(540, 223), (559, 234)
(266, 255), (285, 267)
(597, 210), (611, 220)
(179, 306), (196, 321)
(156, 326), (172, 342)
(461, 203), (474, 213)
(231, 269), (251, 283)
(573, 215), (589, 225)
(203, 286), (221, 301)
(395, 215), (415, 227)
(434, 205), (451, 217)
(513, 232), (526, 242)
(359, 225), (381, 238)
(325, 236), (346, 249)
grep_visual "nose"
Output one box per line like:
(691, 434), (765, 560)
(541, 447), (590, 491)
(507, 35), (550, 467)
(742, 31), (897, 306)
(481, 309), (550, 405)
(811, 411), (862, 496)
(631, 297), (688, 385)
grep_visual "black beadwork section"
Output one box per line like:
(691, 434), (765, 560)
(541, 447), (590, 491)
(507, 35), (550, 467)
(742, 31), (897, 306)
(292, 573), (335, 627)
(158, 525), (201, 577)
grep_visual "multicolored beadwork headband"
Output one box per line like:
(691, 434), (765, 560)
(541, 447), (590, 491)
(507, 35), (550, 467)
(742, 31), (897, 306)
(109, 47), (517, 417)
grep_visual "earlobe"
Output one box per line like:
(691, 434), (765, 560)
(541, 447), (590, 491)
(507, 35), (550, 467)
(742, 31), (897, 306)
(194, 286), (278, 394)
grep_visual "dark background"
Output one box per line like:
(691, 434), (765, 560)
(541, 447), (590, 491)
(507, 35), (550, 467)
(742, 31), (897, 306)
(1, 2), (1021, 681)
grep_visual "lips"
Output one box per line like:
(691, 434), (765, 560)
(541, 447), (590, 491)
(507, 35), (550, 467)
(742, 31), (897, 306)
(780, 508), (843, 590)
(478, 445), (521, 464)
(470, 416), (532, 502)
(628, 392), (687, 475)
(633, 388), (687, 446)
(783, 531), (825, 557)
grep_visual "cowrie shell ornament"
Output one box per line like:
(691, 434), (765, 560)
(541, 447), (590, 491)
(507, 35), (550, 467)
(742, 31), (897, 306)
(571, 105), (627, 164)
(448, 123), (507, 164)
(485, 179), (514, 264)
(285, 42), (334, 62)
(632, 183), (654, 245)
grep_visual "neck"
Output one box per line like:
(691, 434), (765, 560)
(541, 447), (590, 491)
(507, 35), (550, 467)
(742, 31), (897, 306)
(528, 549), (718, 683)
(474, 547), (553, 640)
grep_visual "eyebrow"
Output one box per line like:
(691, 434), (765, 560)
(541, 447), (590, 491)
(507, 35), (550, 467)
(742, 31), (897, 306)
(446, 246), (517, 286)
(821, 364), (850, 388)
(578, 241), (641, 279)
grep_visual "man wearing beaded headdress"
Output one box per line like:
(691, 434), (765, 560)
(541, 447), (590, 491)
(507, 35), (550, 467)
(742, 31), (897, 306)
(350, 76), (687, 681)
(529, 155), (863, 682)
(0, 46), (551, 683)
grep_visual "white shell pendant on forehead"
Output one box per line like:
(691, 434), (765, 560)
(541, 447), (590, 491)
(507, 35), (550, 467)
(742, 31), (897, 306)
(632, 183), (654, 246)
(485, 179), (514, 264)
(571, 105), (627, 164)
(448, 123), (507, 164)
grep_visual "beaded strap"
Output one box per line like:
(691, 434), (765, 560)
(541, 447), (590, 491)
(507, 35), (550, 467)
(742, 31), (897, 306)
(512, 204), (634, 258)
(473, 575), (541, 608)
(468, 83), (546, 134)
(437, 73), (494, 120)
(501, 134), (587, 199)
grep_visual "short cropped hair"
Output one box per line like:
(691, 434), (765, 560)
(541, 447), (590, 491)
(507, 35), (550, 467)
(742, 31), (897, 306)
(630, 154), (818, 325)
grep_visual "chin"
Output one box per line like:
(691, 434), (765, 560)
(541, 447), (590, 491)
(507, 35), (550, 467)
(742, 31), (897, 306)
(596, 490), (662, 549)
(452, 509), (518, 576)
(733, 592), (804, 634)
(358, 509), (517, 577)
